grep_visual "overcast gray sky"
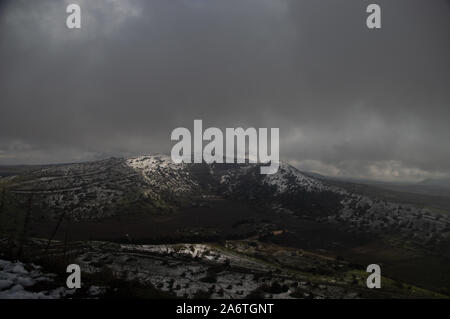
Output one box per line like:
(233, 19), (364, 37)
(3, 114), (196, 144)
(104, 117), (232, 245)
(0, 0), (449, 182)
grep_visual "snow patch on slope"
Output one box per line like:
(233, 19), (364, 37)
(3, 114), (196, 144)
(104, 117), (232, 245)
(127, 154), (181, 171)
(126, 155), (198, 194)
(264, 163), (327, 193)
(0, 260), (72, 299)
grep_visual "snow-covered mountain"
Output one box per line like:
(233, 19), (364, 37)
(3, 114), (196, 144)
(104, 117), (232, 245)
(1, 155), (449, 247)
(1, 155), (327, 218)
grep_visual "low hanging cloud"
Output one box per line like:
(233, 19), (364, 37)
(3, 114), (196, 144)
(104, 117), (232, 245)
(0, 0), (449, 182)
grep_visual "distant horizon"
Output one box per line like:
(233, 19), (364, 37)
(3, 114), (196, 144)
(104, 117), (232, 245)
(1, 152), (450, 185)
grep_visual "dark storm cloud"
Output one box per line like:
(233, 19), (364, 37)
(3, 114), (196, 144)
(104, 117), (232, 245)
(0, 0), (449, 181)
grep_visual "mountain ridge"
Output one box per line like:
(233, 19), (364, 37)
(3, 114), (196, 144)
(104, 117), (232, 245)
(0, 155), (448, 252)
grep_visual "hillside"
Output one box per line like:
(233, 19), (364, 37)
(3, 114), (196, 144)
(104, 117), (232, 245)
(1, 155), (450, 296)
